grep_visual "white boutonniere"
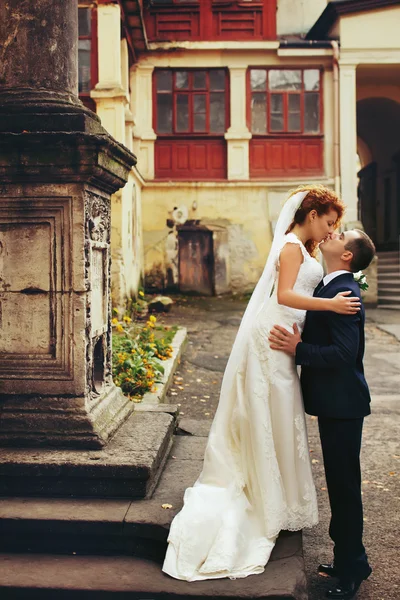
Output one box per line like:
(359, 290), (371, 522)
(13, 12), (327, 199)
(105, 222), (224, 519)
(354, 271), (369, 291)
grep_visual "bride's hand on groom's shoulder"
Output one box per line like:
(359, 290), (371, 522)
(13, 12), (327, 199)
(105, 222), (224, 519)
(330, 291), (361, 315)
(268, 324), (301, 356)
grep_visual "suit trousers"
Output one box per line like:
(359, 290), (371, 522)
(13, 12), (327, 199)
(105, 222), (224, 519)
(318, 417), (370, 579)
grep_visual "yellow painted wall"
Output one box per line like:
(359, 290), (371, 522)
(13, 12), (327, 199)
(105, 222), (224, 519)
(111, 170), (144, 306)
(142, 181), (334, 293)
(339, 6), (400, 50)
(142, 183), (271, 292)
(357, 83), (400, 105)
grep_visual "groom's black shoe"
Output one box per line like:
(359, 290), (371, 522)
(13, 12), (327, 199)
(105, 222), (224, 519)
(325, 567), (372, 599)
(318, 563), (337, 578)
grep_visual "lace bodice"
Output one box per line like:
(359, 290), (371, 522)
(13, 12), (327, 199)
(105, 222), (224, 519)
(257, 232), (324, 334)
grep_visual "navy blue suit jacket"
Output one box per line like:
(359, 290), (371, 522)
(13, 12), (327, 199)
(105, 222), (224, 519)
(295, 273), (371, 419)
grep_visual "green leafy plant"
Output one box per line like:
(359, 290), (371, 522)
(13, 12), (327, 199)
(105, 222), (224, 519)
(125, 288), (148, 320)
(112, 313), (177, 402)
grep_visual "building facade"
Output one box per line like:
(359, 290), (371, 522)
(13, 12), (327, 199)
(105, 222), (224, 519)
(80, 0), (400, 305)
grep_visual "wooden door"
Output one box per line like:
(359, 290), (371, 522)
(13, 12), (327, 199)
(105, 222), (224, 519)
(178, 230), (214, 295)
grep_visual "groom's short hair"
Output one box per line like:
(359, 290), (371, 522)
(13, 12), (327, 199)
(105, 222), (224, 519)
(345, 230), (376, 272)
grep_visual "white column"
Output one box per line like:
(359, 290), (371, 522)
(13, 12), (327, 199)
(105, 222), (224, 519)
(339, 64), (359, 224)
(96, 3), (122, 90)
(225, 66), (251, 180)
(130, 64), (157, 180)
(91, 4), (128, 145)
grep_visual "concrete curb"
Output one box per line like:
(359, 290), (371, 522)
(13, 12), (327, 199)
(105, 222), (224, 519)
(376, 323), (400, 342)
(140, 327), (188, 405)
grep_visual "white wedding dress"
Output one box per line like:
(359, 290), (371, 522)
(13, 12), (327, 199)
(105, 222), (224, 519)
(162, 232), (322, 581)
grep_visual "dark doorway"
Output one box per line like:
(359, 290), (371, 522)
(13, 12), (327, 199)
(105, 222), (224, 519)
(178, 227), (214, 295)
(357, 97), (400, 251)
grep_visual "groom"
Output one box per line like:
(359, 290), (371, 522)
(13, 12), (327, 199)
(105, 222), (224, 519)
(269, 229), (376, 600)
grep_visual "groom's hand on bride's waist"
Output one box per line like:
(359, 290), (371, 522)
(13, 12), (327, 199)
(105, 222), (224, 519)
(269, 324), (301, 356)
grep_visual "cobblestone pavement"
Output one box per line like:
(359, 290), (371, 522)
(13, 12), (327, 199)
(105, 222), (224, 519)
(159, 296), (400, 600)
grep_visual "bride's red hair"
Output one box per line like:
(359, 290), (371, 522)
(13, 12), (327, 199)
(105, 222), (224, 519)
(286, 184), (345, 257)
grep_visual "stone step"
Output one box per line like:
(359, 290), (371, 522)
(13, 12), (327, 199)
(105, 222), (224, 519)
(0, 433), (308, 599)
(378, 289), (400, 296)
(378, 290), (400, 298)
(0, 436), (203, 558)
(377, 304), (400, 310)
(0, 539), (307, 599)
(378, 264), (400, 273)
(377, 251), (399, 259)
(377, 278), (400, 286)
(0, 408), (179, 499)
(377, 254), (399, 262)
(377, 296), (400, 305)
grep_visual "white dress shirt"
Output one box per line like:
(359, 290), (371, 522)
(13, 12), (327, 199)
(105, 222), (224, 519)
(323, 270), (351, 287)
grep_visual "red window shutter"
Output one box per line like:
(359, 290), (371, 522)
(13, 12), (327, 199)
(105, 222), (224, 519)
(155, 139), (227, 180)
(250, 138), (324, 177)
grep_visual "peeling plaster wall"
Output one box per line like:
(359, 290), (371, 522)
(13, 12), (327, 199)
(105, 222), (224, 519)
(110, 169), (144, 308)
(142, 184), (273, 293)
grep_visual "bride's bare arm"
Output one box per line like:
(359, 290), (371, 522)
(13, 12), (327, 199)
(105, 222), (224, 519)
(277, 244), (360, 314)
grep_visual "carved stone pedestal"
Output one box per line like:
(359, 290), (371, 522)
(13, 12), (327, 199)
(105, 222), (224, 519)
(0, 0), (137, 448)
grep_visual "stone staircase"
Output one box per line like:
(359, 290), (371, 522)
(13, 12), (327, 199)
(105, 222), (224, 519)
(0, 420), (308, 599)
(377, 251), (400, 309)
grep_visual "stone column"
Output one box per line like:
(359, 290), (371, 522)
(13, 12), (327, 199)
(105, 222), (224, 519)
(0, 0), (137, 448)
(339, 63), (359, 224)
(0, 0), (80, 113)
(225, 66), (252, 180)
(131, 64), (157, 179)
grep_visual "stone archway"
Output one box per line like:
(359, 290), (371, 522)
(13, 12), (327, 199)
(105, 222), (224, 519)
(357, 97), (400, 251)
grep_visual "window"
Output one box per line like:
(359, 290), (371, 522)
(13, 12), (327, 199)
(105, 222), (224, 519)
(154, 69), (228, 135)
(249, 68), (322, 135)
(78, 6), (98, 111)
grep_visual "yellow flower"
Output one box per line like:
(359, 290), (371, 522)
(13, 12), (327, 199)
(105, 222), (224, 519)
(149, 315), (157, 323)
(139, 291), (144, 297)
(116, 324), (124, 333)
(123, 315), (132, 324)
(112, 318), (119, 325)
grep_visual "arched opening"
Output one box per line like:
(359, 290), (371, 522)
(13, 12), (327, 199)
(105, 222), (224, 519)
(357, 97), (400, 251)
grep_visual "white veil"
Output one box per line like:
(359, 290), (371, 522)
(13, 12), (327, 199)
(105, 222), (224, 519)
(198, 189), (309, 487)
(221, 189), (309, 381)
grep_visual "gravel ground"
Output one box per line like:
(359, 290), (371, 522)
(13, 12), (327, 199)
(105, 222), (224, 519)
(158, 295), (400, 599)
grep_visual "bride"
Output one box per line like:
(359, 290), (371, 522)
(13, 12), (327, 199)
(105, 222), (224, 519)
(162, 185), (359, 582)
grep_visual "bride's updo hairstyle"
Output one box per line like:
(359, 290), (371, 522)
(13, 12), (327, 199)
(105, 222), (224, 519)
(286, 184), (345, 257)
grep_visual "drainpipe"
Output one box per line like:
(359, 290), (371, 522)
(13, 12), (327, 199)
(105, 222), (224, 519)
(331, 40), (341, 195)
